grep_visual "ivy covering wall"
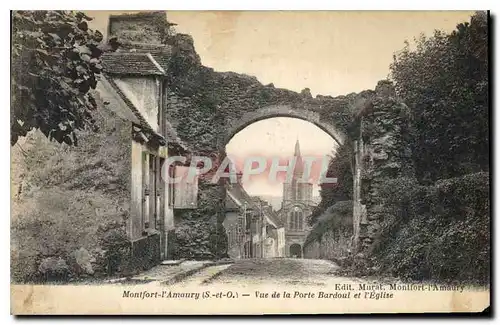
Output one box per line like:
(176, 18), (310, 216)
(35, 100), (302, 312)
(11, 96), (132, 282)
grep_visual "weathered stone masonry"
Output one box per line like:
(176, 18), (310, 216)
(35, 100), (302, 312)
(304, 81), (414, 263)
(351, 81), (413, 257)
(163, 34), (366, 259)
(105, 12), (413, 261)
(165, 39), (414, 261)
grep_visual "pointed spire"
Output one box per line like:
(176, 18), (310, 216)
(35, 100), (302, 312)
(293, 138), (303, 180)
(294, 138), (301, 157)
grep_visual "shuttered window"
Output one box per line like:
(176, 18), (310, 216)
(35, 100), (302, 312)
(173, 166), (198, 209)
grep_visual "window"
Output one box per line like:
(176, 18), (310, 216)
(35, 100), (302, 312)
(149, 154), (158, 230)
(167, 164), (175, 208)
(230, 228), (235, 246)
(140, 153), (165, 233)
(245, 212), (252, 231)
(172, 166), (198, 209)
(141, 152), (150, 230)
(238, 216), (245, 230)
(289, 207), (304, 231)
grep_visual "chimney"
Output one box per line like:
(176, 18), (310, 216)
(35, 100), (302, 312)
(236, 171), (243, 184)
(108, 11), (168, 45)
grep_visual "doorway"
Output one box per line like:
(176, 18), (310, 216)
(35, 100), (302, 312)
(289, 243), (302, 258)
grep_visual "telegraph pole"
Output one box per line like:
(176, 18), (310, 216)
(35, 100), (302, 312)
(242, 202), (246, 258)
(260, 200), (264, 258)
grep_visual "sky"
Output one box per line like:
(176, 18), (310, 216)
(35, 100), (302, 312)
(225, 117), (337, 197)
(88, 11), (475, 96)
(87, 10), (475, 198)
(167, 11), (474, 96)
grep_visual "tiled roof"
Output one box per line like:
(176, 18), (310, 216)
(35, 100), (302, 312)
(100, 44), (188, 153)
(102, 52), (166, 76)
(226, 182), (281, 229)
(109, 42), (173, 73)
(163, 119), (189, 154)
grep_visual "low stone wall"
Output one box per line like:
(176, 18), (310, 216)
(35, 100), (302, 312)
(130, 232), (162, 271)
(304, 229), (352, 262)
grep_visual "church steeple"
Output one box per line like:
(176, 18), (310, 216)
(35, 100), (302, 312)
(293, 139), (303, 181)
(282, 139), (312, 205)
(294, 139), (301, 158)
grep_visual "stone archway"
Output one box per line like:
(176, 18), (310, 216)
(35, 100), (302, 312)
(289, 243), (302, 258)
(222, 104), (347, 262)
(223, 105), (346, 147)
(101, 10), (404, 264)
(161, 39), (356, 261)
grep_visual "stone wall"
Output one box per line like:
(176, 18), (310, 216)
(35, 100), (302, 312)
(11, 97), (133, 281)
(165, 37), (417, 261)
(353, 80), (413, 258)
(303, 200), (353, 262)
(163, 33), (359, 259)
(108, 11), (168, 45)
(101, 12), (413, 261)
(303, 229), (352, 262)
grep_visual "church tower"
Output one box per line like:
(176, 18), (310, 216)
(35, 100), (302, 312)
(282, 140), (313, 205)
(279, 139), (315, 258)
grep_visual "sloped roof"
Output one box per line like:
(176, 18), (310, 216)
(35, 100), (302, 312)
(225, 191), (241, 212)
(100, 74), (188, 153)
(108, 42), (173, 73)
(163, 119), (188, 154)
(99, 42), (189, 152)
(102, 52), (166, 76)
(226, 182), (253, 210)
(225, 182), (282, 229)
(250, 196), (282, 227)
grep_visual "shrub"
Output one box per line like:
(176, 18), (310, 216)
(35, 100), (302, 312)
(38, 257), (70, 281)
(390, 12), (489, 182)
(10, 186), (128, 282)
(306, 200), (353, 245)
(374, 172), (490, 284)
(95, 221), (131, 276)
(309, 143), (353, 226)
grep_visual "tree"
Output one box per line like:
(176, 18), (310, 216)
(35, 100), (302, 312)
(390, 11), (489, 182)
(309, 143), (353, 226)
(11, 11), (118, 146)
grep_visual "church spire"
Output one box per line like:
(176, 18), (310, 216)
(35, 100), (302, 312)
(293, 139), (303, 180)
(294, 138), (301, 158)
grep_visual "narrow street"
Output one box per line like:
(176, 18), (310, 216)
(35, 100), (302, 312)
(172, 258), (365, 287)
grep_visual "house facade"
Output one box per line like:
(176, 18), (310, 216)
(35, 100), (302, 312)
(97, 12), (197, 266)
(224, 141), (318, 260)
(224, 174), (285, 259)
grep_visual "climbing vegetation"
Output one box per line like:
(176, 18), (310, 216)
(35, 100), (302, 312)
(390, 11), (488, 183)
(11, 11), (118, 146)
(309, 142), (353, 226)
(374, 173), (489, 284)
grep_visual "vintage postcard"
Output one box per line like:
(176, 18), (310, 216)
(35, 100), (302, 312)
(10, 10), (490, 315)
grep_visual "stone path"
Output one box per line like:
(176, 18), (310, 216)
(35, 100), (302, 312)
(204, 258), (349, 286)
(101, 260), (214, 285)
(133, 260), (213, 282)
(176, 264), (233, 286)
